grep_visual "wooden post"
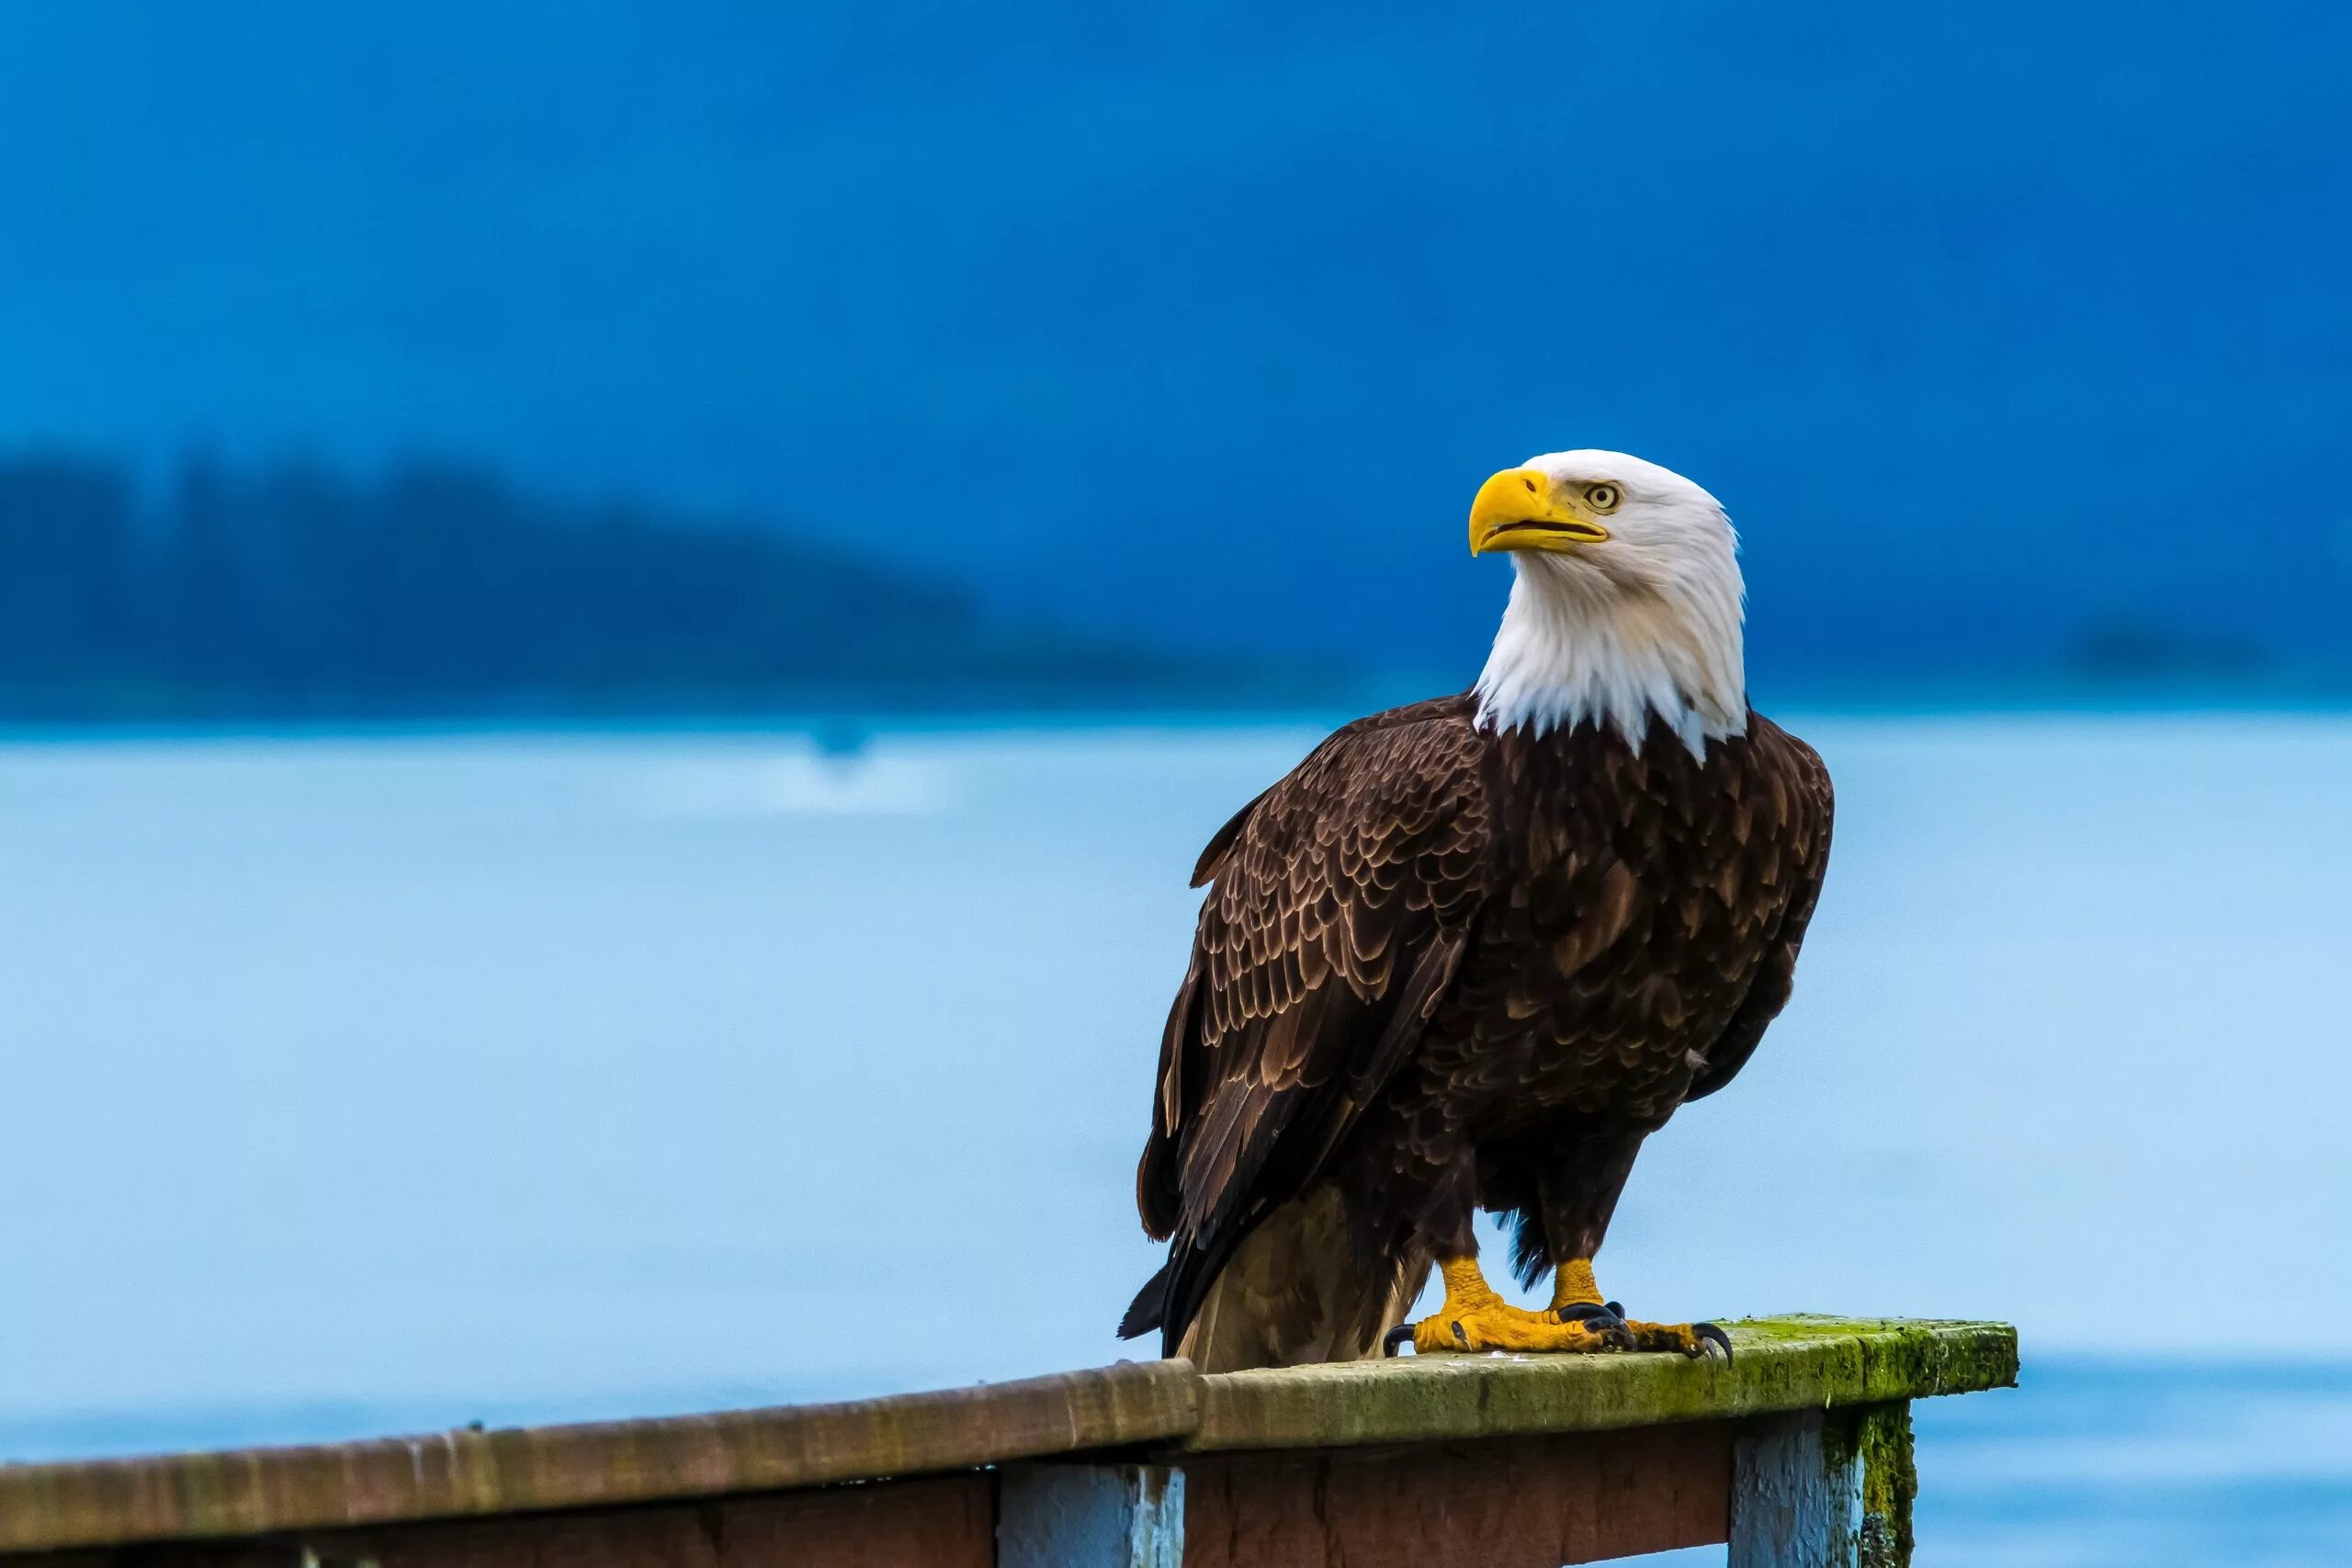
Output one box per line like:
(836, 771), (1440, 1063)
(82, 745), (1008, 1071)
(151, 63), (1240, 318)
(1729, 1401), (1915, 1567)
(999, 1462), (1183, 1568)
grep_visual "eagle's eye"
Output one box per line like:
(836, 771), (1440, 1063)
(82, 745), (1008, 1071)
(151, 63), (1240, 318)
(1584, 482), (1623, 513)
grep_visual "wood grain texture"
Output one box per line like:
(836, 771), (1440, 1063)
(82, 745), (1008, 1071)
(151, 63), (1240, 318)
(1729, 1403), (1916, 1567)
(0, 1319), (2008, 1559)
(701, 1481), (994, 1568)
(1000, 1464), (1182, 1568)
(1728, 1411), (1848, 1566)
(0, 1362), (1188, 1555)
(5, 1479), (992, 1568)
(1179, 1426), (1730, 1568)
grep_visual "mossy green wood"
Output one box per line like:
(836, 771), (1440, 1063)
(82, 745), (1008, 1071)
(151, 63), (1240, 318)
(1189, 1317), (2016, 1451)
(0, 1317), (2013, 1557)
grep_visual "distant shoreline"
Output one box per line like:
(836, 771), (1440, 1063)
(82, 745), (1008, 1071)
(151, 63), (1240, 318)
(4, 681), (2349, 747)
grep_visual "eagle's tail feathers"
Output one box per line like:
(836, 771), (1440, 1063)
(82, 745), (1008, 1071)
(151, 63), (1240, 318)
(1170, 1186), (1427, 1372)
(1115, 1260), (1170, 1341)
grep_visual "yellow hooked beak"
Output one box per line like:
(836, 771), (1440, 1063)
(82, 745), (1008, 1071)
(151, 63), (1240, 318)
(1468, 468), (1611, 555)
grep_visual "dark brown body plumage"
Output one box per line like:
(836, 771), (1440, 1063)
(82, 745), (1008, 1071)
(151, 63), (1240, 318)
(1119, 693), (1833, 1371)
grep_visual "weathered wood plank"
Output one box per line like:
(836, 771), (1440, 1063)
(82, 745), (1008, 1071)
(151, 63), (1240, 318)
(5, 1477), (996, 1568)
(703, 1479), (997, 1568)
(1000, 1463), (1184, 1568)
(0, 1363), (1191, 1555)
(1180, 1426), (1730, 1567)
(1728, 1402), (1915, 1567)
(0, 1319), (2009, 1559)
(1190, 1317), (2012, 1451)
(1729, 1411), (1845, 1566)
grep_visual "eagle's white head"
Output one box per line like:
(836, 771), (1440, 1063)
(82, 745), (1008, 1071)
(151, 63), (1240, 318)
(1467, 449), (1746, 756)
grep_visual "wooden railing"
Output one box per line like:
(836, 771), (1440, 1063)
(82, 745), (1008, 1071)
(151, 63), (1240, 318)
(0, 1315), (2016, 1567)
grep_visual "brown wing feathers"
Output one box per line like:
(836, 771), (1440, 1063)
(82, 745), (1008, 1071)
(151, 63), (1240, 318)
(1684, 718), (1834, 1100)
(1121, 699), (1491, 1351)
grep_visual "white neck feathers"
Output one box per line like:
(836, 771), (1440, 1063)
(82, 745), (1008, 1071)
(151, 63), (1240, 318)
(1474, 549), (1747, 756)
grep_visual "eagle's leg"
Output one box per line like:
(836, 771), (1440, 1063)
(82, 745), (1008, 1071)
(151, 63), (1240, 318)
(1533, 1136), (1732, 1361)
(1548, 1259), (1732, 1361)
(1380, 1150), (1634, 1356)
(1381, 1154), (1621, 1355)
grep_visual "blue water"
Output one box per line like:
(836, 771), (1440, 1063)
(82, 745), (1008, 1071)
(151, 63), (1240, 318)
(3, 715), (2348, 1563)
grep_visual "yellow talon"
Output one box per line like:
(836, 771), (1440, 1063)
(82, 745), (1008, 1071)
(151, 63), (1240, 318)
(1411, 1304), (1628, 1354)
(1386, 1256), (1732, 1359)
(1398, 1257), (1628, 1355)
(1547, 1256), (1735, 1361)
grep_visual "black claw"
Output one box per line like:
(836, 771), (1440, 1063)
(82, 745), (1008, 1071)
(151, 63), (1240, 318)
(1450, 1319), (1469, 1348)
(1382, 1324), (1414, 1358)
(1554, 1302), (1636, 1349)
(1692, 1322), (1734, 1363)
(1557, 1301), (1635, 1350)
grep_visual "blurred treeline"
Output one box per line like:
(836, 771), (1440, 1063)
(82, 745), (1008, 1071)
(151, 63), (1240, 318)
(0, 451), (1264, 721)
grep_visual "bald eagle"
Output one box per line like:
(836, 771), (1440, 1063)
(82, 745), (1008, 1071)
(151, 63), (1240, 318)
(1119, 452), (1832, 1371)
